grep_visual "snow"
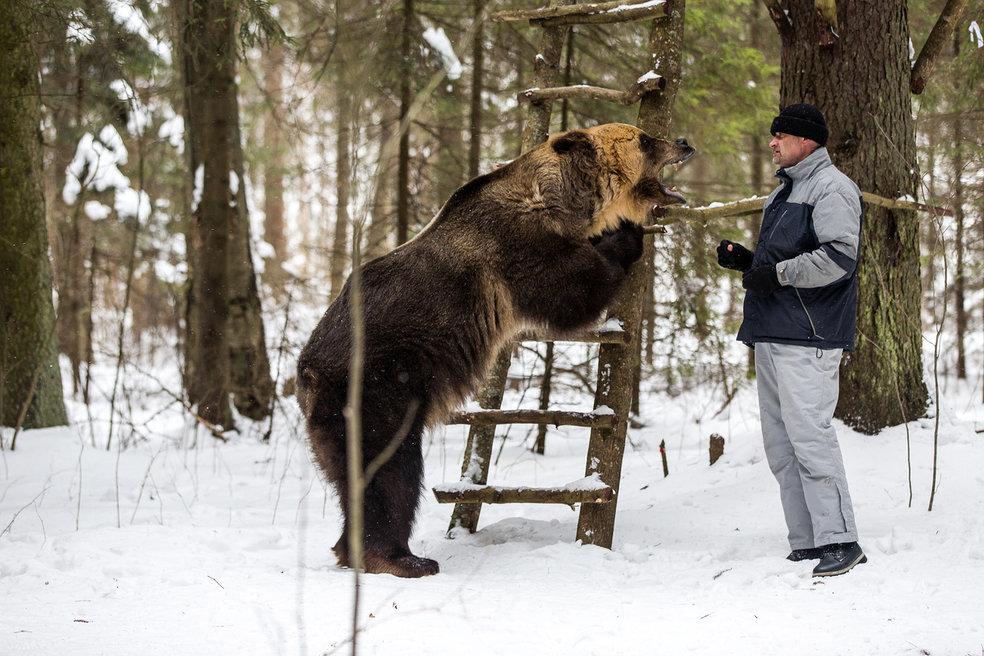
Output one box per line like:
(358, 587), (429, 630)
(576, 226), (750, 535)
(1, 354), (983, 654)
(83, 201), (111, 220)
(62, 128), (130, 205)
(66, 10), (93, 45)
(191, 164), (204, 213)
(422, 27), (463, 81)
(230, 170), (240, 209)
(607, 0), (664, 13)
(106, 0), (171, 64)
(970, 21), (983, 49)
(636, 70), (660, 84)
(599, 318), (624, 332)
(114, 187), (151, 222)
(592, 405), (615, 416)
(109, 79), (150, 136)
(158, 113), (185, 153)
(562, 473), (608, 491)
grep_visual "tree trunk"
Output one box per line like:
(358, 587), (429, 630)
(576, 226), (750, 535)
(777, 0), (927, 432)
(0, 3), (68, 429)
(951, 34), (966, 380)
(468, 0), (485, 179)
(396, 0), (413, 244)
(182, 0), (234, 427)
(228, 106), (275, 421)
(262, 43), (287, 288)
(578, 0), (686, 548)
(46, 39), (92, 399)
(366, 112), (396, 260)
(329, 79), (352, 300)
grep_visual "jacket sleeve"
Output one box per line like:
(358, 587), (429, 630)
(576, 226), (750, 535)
(777, 186), (861, 288)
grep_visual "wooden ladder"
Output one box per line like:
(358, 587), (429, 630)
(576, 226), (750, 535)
(433, 0), (680, 549)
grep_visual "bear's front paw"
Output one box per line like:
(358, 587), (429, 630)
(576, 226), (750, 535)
(593, 218), (644, 270)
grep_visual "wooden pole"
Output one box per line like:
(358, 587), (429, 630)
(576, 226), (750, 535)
(709, 433), (724, 466)
(448, 0), (573, 536)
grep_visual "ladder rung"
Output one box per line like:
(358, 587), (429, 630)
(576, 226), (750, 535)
(519, 77), (664, 106)
(492, 0), (668, 27)
(517, 327), (630, 345)
(434, 481), (614, 505)
(447, 408), (616, 428)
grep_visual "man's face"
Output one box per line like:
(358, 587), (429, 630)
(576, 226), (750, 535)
(769, 132), (818, 168)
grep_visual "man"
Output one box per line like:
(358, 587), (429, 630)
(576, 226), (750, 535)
(717, 103), (866, 577)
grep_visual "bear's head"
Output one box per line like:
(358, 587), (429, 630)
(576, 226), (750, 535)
(545, 122), (695, 236)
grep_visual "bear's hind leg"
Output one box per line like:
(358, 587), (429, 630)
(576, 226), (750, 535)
(361, 427), (439, 578)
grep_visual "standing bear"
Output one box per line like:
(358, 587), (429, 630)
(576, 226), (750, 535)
(297, 123), (694, 578)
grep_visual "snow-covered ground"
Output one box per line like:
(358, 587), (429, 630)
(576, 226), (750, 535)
(1, 356), (983, 655)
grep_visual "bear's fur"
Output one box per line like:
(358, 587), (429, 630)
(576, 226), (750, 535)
(297, 123), (694, 577)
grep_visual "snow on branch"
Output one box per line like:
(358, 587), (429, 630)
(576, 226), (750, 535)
(492, 0), (667, 27)
(422, 26), (463, 80)
(518, 75), (665, 106)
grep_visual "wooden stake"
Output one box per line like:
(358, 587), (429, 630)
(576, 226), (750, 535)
(709, 433), (724, 466)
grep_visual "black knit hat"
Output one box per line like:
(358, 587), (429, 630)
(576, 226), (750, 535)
(770, 103), (828, 146)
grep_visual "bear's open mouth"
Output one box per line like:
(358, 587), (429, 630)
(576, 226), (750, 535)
(659, 149), (695, 204)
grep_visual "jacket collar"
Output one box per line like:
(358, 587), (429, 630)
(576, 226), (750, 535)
(777, 146), (832, 182)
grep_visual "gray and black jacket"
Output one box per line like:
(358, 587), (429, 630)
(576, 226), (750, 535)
(737, 147), (862, 351)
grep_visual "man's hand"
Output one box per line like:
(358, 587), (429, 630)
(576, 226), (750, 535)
(716, 240), (754, 272)
(742, 264), (781, 295)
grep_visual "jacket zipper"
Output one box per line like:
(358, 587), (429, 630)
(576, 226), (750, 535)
(768, 208), (789, 240)
(793, 287), (823, 340)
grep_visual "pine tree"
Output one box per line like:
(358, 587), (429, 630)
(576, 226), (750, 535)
(0, 0), (68, 430)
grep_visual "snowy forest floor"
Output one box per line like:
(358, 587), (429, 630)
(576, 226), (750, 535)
(1, 351), (983, 655)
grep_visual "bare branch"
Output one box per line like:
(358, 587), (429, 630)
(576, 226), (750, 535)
(910, 0), (970, 94)
(492, 0), (668, 26)
(518, 76), (665, 106)
(759, 0), (793, 38)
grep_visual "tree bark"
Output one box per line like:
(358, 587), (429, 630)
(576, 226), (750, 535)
(0, 2), (68, 429)
(329, 77), (352, 300)
(262, 43), (287, 287)
(951, 34), (966, 380)
(366, 111), (396, 260)
(776, 0), (927, 433)
(180, 0), (273, 425)
(46, 38), (91, 399)
(468, 0), (485, 179)
(228, 107), (275, 421)
(396, 0), (413, 244)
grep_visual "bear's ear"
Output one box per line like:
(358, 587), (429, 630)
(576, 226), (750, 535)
(550, 131), (601, 226)
(552, 130), (596, 157)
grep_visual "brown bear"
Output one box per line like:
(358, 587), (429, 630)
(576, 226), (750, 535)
(297, 123), (694, 578)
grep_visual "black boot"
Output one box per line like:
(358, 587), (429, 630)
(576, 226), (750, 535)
(812, 542), (866, 577)
(786, 547), (824, 562)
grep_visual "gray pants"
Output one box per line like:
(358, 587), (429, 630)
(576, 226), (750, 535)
(755, 342), (858, 549)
